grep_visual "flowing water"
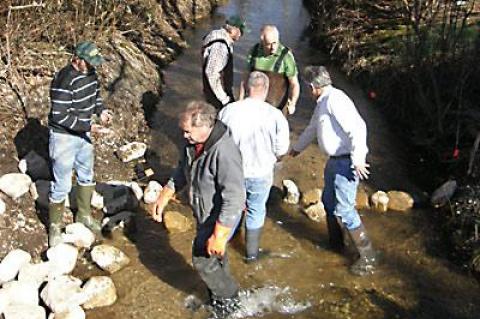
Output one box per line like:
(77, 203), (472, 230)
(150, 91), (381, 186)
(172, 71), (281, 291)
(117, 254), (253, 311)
(89, 1), (480, 318)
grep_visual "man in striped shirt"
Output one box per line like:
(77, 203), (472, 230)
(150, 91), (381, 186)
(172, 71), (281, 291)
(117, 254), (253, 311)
(47, 41), (112, 246)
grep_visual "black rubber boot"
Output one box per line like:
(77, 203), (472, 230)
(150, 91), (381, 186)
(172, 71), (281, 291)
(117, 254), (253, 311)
(48, 201), (64, 247)
(210, 293), (241, 319)
(326, 215), (344, 251)
(75, 185), (102, 236)
(244, 227), (270, 264)
(348, 224), (377, 276)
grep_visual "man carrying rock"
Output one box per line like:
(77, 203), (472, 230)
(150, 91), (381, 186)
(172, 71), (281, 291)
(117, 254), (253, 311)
(219, 71), (289, 263)
(289, 66), (377, 276)
(48, 41), (112, 247)
(151, 101), (245, 317)
(240, 24), (300, 116)
(202, 15), (246, 109)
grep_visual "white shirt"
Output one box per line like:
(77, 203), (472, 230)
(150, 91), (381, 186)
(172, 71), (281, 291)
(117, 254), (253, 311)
(219, 97), (290, 178)
(293, 85), (368, 166)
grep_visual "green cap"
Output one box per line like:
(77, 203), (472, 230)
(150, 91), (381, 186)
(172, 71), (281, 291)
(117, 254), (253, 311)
(226, 15), (247, 35)
(75, 41), (105, 66)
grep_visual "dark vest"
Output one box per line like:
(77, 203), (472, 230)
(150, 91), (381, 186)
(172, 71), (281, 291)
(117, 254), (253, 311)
(249, 43), (290, 112)
(202, 38), (235, 109)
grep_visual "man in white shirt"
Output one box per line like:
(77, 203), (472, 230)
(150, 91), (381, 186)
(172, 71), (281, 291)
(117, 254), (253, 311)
(289, 66), (376, 276)
(219, 71), (290, 263)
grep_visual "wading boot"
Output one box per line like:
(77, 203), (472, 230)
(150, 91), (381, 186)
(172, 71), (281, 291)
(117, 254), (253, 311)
(348, 224), (377, 276)
(75, 185), (102, 237)
(244, 227), (270, 264)
(48, 201), (64, 247)
(326, 215), (344, 251)
(210, 293), (241, 319)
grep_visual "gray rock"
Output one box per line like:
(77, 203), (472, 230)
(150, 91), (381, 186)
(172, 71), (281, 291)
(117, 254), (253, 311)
(40, 275), (86, 313)
(3, 304), (46, 319)
(91, 245), (130, 274)
(2, 280), (38, 306)
(61, 223), (95, 249)
(82, 276), (117, 309)
(0, 249), (32, 284)
(47, 244), (78, 277)
(431, 180), (457, 207)
(163, 211), (192, 233)
(282, 180), (300, 204)
(0, 173), (32, 199)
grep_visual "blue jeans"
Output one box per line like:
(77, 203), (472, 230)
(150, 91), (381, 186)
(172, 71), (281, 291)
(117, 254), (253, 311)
(322, 157), (362, 230)
(49, 131), (95, 203)
(245, 176), (273, 230)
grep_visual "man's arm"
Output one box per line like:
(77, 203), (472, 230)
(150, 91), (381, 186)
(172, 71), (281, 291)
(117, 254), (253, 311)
(286, 75), (300, 114)
(291, 103), (320, 154)
(204, 42), (231, 106)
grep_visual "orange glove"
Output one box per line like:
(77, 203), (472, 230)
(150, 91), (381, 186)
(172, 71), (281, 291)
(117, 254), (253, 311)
(207, 222), (232, 257)
(151, 187), (175, 222)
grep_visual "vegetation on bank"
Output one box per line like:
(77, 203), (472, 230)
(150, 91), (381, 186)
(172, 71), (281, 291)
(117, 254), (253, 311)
(303, 0), (480, 275)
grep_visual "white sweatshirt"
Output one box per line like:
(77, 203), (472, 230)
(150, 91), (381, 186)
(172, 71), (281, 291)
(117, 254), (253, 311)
(293, 85), (368, 166)
(219, 97), (290, 178)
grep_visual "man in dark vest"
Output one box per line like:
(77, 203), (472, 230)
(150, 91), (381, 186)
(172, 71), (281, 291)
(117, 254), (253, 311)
(240, 24), (300, 116)
(202, 15), (246, 109)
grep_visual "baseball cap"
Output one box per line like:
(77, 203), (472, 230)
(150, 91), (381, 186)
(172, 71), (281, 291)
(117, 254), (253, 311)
(226, 15), (247, 35)
(75, 41), (105, 66)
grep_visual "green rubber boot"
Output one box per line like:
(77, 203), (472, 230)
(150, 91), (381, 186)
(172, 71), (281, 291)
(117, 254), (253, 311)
(48, 201), (64, 247)
(75, 185), (102, 236)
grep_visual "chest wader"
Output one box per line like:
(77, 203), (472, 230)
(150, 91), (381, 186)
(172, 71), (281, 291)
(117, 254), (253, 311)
(250, 43), (291, 114)
(202, 39), (235, 109)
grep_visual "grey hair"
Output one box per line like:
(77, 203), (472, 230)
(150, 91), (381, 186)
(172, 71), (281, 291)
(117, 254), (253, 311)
(304, 65), (332, 88)
(260, 25), (279, 41)
(180, 101), (217, 128)
(247, 71), (269, 92)
(223, 24), (236, 33)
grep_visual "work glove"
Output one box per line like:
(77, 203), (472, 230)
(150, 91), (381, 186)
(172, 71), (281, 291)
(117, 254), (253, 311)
(151, 186), (174, 222)
(206, 222), (232, 257)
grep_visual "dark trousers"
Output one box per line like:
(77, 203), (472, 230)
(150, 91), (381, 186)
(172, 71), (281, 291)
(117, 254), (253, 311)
(192, 227), (239, 299)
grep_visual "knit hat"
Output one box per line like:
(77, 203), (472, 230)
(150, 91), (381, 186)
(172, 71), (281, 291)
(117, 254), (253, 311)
(226, 15), (247, 35)
(304, 65), (332, 88)
(75, 41), (105, 66)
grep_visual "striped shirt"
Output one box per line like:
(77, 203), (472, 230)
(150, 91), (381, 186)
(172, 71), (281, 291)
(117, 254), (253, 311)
(48, 64), (104, 134)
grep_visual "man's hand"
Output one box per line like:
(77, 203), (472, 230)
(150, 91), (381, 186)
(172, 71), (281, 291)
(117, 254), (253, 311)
(100, 109), (113, 125)
(286, 99), (296, 115)
(288, 149), (300, 157)
(354, 163), (370, 180)
(150, 187), (175, 223)
(206, 222), (232, 257)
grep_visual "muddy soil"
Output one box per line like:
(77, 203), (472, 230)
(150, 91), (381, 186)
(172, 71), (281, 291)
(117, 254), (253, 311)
(85, 1), (480, 319)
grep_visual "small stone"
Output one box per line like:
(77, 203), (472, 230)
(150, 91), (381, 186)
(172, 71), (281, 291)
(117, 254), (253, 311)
(40, 275), (86, 313)
(163, 211), (192, 233)
(301, 188), (322, 207)
(283, 180), (300, 204)
(61, 223), (95, 249)
(303, 202), (326, 222)
(0, 173), (32, 199)
(0, 249), (32, 284)
(91, 245), (130, 274)
(82, 276), (117, 309)
(371, 191), (389, 213)
(387, 191), (414, 212)
(47, 244), (78, 277)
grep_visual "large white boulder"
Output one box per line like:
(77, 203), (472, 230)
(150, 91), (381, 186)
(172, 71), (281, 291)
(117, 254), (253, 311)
(0, 173), (32, 199)
(18, 261), (51, 288)
(91, 245), (130, 274)
(282, 180), (300, 204)
(82, 276), (117, 309)
(116, 142), (147, 162)
(371, 191), (389, 213)
(0, 249), (31, 284)
(47, 244), (78, 277)
(61, 223), (95, 249)
(40, 275), (86, 313)
(144, 181), (162, 204)
(2, 280), (39, 306)
(3, 304), (46, 319)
